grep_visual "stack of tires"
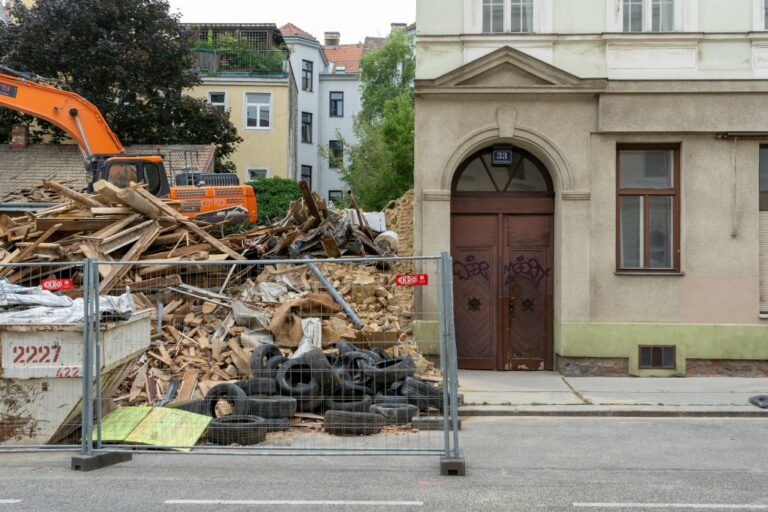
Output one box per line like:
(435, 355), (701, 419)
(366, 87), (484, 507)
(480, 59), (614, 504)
(198, 342), (446, 444)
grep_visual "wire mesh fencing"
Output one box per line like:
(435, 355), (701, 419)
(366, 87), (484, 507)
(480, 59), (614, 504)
(89, 255), (460, 458)
(0, 262), (92, 450)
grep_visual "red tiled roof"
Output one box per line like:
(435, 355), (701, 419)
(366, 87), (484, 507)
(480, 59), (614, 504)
(279, 23), (316, 41)
(324, 44), (365, 73)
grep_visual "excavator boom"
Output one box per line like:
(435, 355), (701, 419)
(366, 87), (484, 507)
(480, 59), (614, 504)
(0, 67), (124, 157)
(0, 66), (257, 224)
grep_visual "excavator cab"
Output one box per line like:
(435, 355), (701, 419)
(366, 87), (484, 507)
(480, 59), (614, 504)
(99, 156), (171, 197)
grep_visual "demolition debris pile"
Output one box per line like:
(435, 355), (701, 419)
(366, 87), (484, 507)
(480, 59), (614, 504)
(1, 181), (440, 443)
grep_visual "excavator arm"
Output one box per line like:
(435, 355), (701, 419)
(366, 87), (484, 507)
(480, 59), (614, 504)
(0, 66), (125, 157)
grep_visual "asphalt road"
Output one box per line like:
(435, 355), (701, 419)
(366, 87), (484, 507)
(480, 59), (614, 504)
(0, 417), (766, 511)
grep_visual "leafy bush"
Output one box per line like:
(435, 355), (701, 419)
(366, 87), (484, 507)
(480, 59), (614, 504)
(248, 177), (302, 225)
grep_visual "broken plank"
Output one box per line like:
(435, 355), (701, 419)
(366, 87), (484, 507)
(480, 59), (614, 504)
(43, 180), (104, 208)
(182, 220), (246, 261)
(90, 207), (135, 216)
(98, 221), (160, 294)
(86, 214), (143, 241)
(0, 223), (62, 276)
(127, 274), (183, 292)
(95, 219), (156, 255)
(173, 370), (200, 403)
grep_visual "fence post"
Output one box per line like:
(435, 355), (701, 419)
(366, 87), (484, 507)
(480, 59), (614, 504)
(71, 259), (132, 471)
(437, 254), (451, 458)
(93, 260), (102, 450)
(79, 259), (94, 457)
(439, 252), (466, 476)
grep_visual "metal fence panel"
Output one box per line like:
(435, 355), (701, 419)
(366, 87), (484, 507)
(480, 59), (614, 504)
(0, 262), (88, 451)
(89, 255), (460, 458)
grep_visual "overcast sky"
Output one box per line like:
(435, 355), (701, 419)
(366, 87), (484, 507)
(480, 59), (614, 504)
(168, 0), (416, 45)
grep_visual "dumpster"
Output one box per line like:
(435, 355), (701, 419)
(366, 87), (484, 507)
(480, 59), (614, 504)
(0, 310), (151, 446)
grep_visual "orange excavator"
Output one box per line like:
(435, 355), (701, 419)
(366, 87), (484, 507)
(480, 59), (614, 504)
(0, 66), (257, 224)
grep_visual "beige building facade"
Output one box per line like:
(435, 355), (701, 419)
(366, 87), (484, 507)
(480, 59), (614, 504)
(415, 0), (768, 376)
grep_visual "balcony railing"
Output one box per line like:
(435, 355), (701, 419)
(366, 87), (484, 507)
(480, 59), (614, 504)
(192, 49), (288, 77)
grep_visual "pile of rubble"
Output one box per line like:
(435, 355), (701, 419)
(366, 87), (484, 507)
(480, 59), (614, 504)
(116, 259), (438, 407)
(0, 180), (435, 439)
(0, 179), (247, 292)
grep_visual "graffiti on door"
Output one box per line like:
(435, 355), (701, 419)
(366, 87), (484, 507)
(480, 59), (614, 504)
(503, 256), (551, 288)
(453, 255), (490, 281)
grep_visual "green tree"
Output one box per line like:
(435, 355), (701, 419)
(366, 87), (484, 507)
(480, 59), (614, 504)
(325, 30), (415, 211)
(0, 0), (242, 172)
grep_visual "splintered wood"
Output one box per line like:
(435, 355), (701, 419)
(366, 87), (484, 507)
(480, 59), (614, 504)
(0, 183), (437, 406)
(0, 180), (247, 291)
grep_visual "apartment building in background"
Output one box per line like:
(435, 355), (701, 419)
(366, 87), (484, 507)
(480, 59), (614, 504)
(185, 23), (297, 183)
(280, 25), (370, 203)
(414, 0), (768, 376)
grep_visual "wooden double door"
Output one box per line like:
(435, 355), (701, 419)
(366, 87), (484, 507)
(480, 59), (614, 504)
(451, 197), (554, 371)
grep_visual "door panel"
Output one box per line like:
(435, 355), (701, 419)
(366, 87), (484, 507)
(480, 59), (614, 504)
(451, 209), (553, 371)
(452, 215), (498, 370)
(503, 215), (553, 371)
(504, 249), (551, 370)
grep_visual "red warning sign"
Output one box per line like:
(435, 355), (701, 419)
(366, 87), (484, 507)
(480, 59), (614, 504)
(395, 274), (429, 287)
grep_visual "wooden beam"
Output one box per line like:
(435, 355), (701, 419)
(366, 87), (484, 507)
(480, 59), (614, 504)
(299, 180), (321, 228)
(132, 185), (187, 220)
(90, 207), (135, 216)
(86, 214), (143, 241)
(95, 219), (155, 255)
(0, 223), (62, 276)
(43, 180), (104, 208)
(127, 274), (183, 292)
(80, 243), (114, 279)
(99, 221), (160, 294)
(93, 180), (163, 219)
(182, 220), (245, 261)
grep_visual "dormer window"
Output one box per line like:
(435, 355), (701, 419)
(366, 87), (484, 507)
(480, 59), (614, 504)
(482, 0), (535, 33)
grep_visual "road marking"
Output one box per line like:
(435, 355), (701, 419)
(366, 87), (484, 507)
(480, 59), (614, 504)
(165, 500), (423, 507)
(0, 500), (22, 505)
(574, 504), (768, 510)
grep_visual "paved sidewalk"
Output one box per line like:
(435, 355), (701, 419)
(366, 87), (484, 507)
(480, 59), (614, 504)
(458, 371), (768, 417)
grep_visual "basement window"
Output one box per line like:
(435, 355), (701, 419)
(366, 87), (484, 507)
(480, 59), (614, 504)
(638, 345), (676, 370)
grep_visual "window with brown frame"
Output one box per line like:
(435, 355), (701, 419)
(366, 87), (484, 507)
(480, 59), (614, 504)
(617, 144), (681, 272)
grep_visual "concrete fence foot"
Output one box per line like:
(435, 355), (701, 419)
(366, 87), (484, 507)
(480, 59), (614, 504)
(440, 451), (466, 476)
(71, 451), (132, 472)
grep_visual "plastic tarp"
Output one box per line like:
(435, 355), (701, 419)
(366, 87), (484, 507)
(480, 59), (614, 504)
(0, 293), (135, 324)
(0, 279), (73, 308)
(291, 318), (323, 359)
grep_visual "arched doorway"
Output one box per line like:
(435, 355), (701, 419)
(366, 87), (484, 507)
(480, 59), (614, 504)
(451, 146), (555, 371)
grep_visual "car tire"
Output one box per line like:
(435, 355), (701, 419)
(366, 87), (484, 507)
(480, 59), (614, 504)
(323, 410), (385, 436)
(244, 395), (298, 418)
(235, 378), (277, 396)
(250, 344), (283, 378)
(369, 404), (419, 425)
(400, 377), (444, 412)
(263, 355), (288, 379)
(363, 356), (416, 386)
(324, 395), (373, 413)
(276, 357), (323, 412)
(373, 393), (411, 406)
(336, 341), (358, 355)
(204, 383), (249, 417)
(303, 348), (342, 393)
(206, 415), (267, 446)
